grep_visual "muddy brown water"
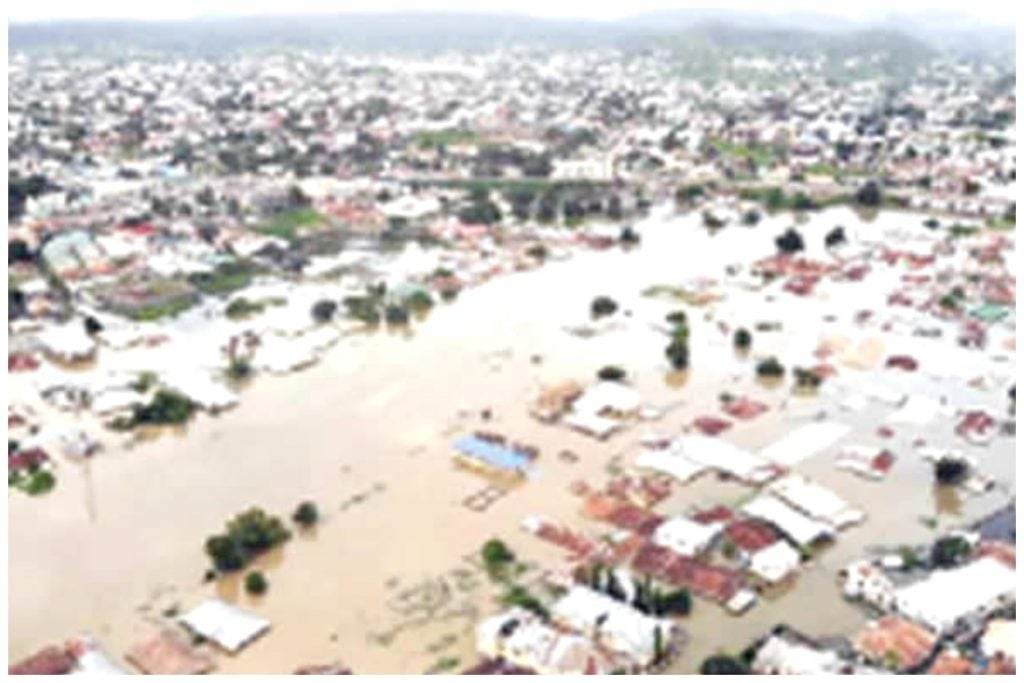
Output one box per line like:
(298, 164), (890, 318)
(8, 207), (1015, 673)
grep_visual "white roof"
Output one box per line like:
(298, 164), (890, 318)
(753, 635), (844, 675)
(758, 422), (851, 467)
(38, 324), (97, 358)
(769, 475), (865, 529)
(563, 411), (620, 438)
(678, 435), (777, 484)
(652, 516), (722, 557)
(980, 619), (1016, 659)
(634, 448), (708, 483)
(895, 557), (1016, 633)
(553, 586), (673, 663)
(162, 371), (238, 410)
(70, 636), (127, 675)
(742, 495), (835, 546)
(750, 540), (802, 583)
(573, 382), (642, 415)
(886, 394), (945, 426)
(726, 588), (758, 614)
(90, 388), (142, 415)
(179, 599), (270, 653)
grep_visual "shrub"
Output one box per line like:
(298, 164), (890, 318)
(855, 181), (883, 207)
(774, 228), (805, 254)
(292, 501), (319, 528)
(133, 390), (194, 426)
(311, 299), (338, 323)
(619, 226), (641, 244)
(934, 457), (968, 485)
(132, 371), (158, 394)
(665, 310), (688, 326)
(205, 507), (291, 573)
(700, 655), (749, 675)
(741, 209), (761, 226)
(793, 367), (823, 389)
(756, 357), (785, 378)
(482, 538), (515, 578)
(84, 315), (104, 335)
(526, 244), (548, 260)
(384, 304), (410, 326)
(244, 571), (269, 595)
(733, 328), (752, 349)
(591, 296), (618, 319)
(226, 298), (265, 320)
(930, 536), (972, 568)
(665, 338), (689, 370)
(597, 366), (627, 382)
(501, 585), (549, 619)
(405, 290), (434, 312)
(824, 225), (846, 248)
(226, 357), (253, 381)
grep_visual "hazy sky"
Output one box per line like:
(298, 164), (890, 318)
(7, 0), (1016, 25)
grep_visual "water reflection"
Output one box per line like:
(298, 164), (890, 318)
(933, 484), (964, 517)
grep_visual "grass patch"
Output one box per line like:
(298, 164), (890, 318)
(254, 208), (325, 242)
(412, 129), (477, 149)
(188, 259), (262, 296)
(129, 297), (197, 322)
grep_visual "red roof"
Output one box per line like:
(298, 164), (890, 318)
(724, 519), (779, 553)
(8, 354), (40, 372)
(630, 542), (744, 603)
(693, 416), (732, 436)
(9, 646), (76, 675)
(722, 396), (768, 420)
(9, 448), (49, 472)
(692, 505), (736, 525)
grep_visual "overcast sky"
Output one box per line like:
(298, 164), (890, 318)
(8, 0), (1016, 25)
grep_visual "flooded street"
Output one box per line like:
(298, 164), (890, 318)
(8, 206), (1015, 672)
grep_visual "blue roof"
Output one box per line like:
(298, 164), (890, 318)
(453, 436), (532, 472)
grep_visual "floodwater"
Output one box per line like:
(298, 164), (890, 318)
(8, 205), (1015, 673)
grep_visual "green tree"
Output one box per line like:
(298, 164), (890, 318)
(245, 570), (269, 595)
(598, 366), (627, 382)
(665, 338), (690, 370)
(733, 328), (752, 350)
(292, 501), (319, 528)
(591, 296), (619, 319)
(699, 654), (749, 675)
(482, 538), (515, 579)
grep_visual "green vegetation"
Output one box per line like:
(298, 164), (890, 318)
(665, 338), (690, 370)
(675, 183), (706, 203)
(188, 259), (262, 296)
(384, 304), (410, 326)
(598, 365), (627, 382)
(898, 545), (921, 571)
(254, 207), (324, 242)
(526, 243), (548, 260)
(793, 367), (823, 390)
(226, 297), (268, 320)
(934, 457), (969, 485)
(244, 570), (269, 595)
(205, 507), (292, 573)
(929, 535), (972, 569)
(590, 296), (619, 319)
(756, 357), (785, 379)
(666, 310), (688, 326)
(481, 538), (516, 580)
(405, 290), (435, 312)
(500, 584), (549, 619)
(699, 654), (750, 675)
(9, 467), (57, 496)
(412, 129), (477, 149)
(733, 328), (752, 350)
(311, 299), (338, 323)
(708, 138), (779, 166)
(129, 297), (197, 322)
(948, 224), (980, 239)
(130, 389), (195, 426)
(292, 501), (319, 528)
(226, 356), (253, 381)
(132, 371), (158, 394)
